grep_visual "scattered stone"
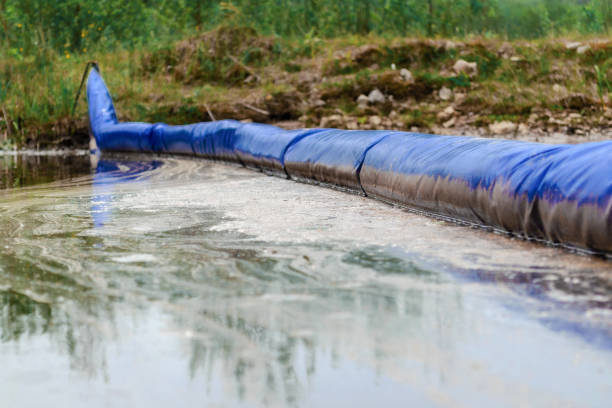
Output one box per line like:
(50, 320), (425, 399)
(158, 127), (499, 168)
(510, 56), (522, 62)
(453, 59), (478, 77)
(241, 118), (253, 123)
(399, 68), (414, 83)
(489, 121), (517, 135)
(368, 88), (385, 104)
(577, 45), (591, 55)
(369, 115), (382, 126)
(389, 110), (399, 120)
(552, 84), (566, 94)
(439, 69), (454, 77)
(565, 42), (582, 50)
(314, 99), (326, 107)
(346, 120), (359, 130)
(391, 63), (397, 70)
(356, 94), (369, 106)
(320, 114), (344, 128)
(528, 113), (539, 124)
(444, 41), (458, 50)
(443, 117), (456, 128)
(439, 86), (453, 101)
(437, 105), (455, 121)
(518, 123), (529, 134)
(454, 93), (466, 103)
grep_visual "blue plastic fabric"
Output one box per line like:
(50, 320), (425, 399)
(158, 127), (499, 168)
(234, 124), (326, 172)
(360, 133), (612, 207)
(284, 130), (392, 190)
(360, 133), (612, 250)
(87, 68), (612, 253)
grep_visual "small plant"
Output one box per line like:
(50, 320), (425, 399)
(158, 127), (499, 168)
(595, 64), (611, 106)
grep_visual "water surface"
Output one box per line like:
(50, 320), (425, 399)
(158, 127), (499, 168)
(0, 153), (611, 407)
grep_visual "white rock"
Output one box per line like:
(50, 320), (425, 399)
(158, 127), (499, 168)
(368, 88), (385, 104)
(577, 45), (591, 54)
(391, 63), (397, 70)
(320, 114), (343, 128)
(453, 59), (478, 77)
(369, 115), (382, 126)
(399, 68), (414, 83)
(565, 42), (582, 50)
(444, 41), (457, 50)
(443, 117), (456, 128)
(356, 94), (369, 106)
(439, 86), (453, 101)
(528, 113), (539, 124)
(552, 84), (566, 94)
(518, 123), (529, 134)
(454, 92), (466, 102)
(437, 105), (455, 120)
(489, 121), (517, 135)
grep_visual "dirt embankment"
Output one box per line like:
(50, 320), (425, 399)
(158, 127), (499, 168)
(15, 28), (612, 148)
(136, 29), (612, 144)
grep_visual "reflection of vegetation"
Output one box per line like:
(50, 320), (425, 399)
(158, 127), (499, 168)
(0, 290), (51, 342)
(0, 249), (116, 377)
(163, 241), (463, 407)
(0, 154), (91, 189)
(1, 160), (609, 405)
(343, 247), (434, 277)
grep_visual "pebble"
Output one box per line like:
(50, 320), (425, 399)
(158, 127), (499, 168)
(369, 115), (382, 126)
(399, 68), (414, 83)
(439, 86), (453, 101)
(489, 121), (517, 135)
(453, 59), (478, 77)
(437, 106), (455, 121)
(368, 88), (385, 104)
(356, 94), (369, 106)
(577, 45), (591, 54)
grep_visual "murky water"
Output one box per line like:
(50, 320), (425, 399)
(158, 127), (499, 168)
(0, 153), (611, 407)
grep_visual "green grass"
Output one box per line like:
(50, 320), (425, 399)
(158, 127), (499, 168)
(0, 27), (611, 147)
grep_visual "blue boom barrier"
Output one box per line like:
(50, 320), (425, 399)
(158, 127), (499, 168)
(87, 68), (612, 253)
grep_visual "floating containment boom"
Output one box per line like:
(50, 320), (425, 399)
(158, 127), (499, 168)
(87, 67), (612, 254)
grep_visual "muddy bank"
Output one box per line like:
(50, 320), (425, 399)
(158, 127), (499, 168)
(4, 29), (612, 149)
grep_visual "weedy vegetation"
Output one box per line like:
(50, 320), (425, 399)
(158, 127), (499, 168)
(0, 0), (611, 147)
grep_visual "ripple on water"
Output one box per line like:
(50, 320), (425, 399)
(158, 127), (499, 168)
(0, 153), (610, 408)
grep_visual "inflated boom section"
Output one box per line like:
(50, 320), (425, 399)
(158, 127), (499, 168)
(87, 68), (612, 253)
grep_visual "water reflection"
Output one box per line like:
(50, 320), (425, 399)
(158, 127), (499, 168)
(0, 154), (610, 407)
(0, 152), (91, 189)
(91, 159), (163, 227)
